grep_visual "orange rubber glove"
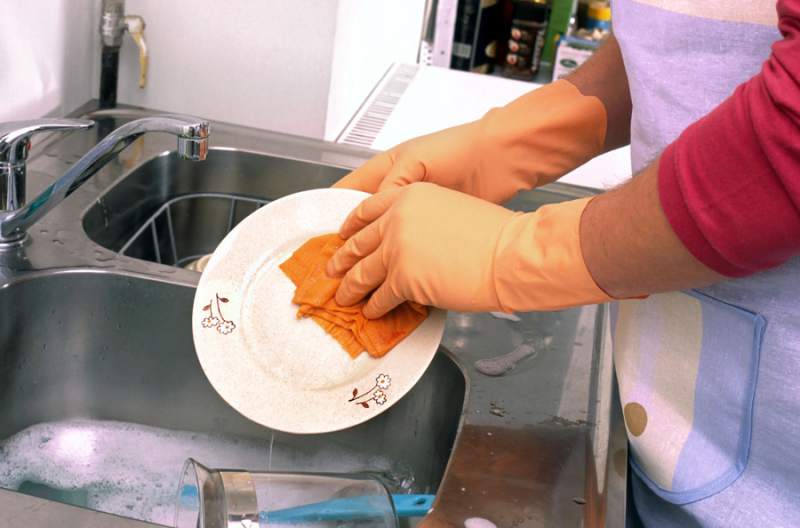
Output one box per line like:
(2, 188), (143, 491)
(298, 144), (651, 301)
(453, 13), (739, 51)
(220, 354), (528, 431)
(325, 182), (611, 318)
(333, 80), (606, 204)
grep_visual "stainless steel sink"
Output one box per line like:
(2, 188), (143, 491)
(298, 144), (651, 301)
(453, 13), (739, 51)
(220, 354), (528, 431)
(0, 271), (464, 524)
(83, 149), (349, 266)
(0, 103), (627, 527)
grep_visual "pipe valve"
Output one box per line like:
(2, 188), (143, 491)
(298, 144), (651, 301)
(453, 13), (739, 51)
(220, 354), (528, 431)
(123, 15), (148, 89)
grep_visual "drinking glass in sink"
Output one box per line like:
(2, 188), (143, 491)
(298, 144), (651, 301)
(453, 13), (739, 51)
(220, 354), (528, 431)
(175, 458), (434, 528)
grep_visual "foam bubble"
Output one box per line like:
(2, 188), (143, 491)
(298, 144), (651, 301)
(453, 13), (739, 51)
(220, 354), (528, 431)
(464, 518), (498, 528)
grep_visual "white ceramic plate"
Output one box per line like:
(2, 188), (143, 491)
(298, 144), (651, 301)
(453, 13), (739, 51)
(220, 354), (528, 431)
(192, 188), (447, 434)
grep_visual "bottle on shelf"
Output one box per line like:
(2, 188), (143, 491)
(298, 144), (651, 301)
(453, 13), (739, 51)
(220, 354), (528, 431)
(502, 0), (551, 80)
(584, 0), (611, 31)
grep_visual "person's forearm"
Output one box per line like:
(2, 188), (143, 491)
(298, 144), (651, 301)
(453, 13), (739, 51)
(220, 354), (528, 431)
(580, 159), (723, 298)
(584, 1), (800, 298)
(566, 34), (632, 152)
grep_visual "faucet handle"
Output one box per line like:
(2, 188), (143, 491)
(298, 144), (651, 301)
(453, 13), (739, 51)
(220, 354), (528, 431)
(123, 16), (148, 89)
(0, 119), (95, 163)
(0, 119), (94, 215)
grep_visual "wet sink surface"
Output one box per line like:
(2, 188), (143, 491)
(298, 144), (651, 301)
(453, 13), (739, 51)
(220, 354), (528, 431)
(0, 272), (465, 525)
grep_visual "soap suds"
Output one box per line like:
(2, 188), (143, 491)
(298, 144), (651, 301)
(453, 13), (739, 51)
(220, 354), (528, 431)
(489, 312), (521, 322)
(465, 517), (497, 528)
(0, 419), (412, 526)
(474, 343), (537, 376)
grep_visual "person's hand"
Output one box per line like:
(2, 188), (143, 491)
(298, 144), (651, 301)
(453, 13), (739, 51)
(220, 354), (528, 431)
(333, 121), (487, 197)
(326, 183), (513, 317)
(326, 182), (612, 319)
(333, 79), (607, 204)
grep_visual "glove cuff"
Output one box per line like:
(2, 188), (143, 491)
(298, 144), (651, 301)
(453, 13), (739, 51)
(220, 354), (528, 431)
(478, 80), (608, 200)
(493, 197), (612, 312)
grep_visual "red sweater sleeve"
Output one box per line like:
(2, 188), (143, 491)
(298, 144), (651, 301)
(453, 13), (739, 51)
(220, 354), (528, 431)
(658, 0), (800, 277)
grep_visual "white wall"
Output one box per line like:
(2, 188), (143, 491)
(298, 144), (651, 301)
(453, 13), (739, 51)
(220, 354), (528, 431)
(324, 0), (427, 140)
(3, 0), (427, 140)
(0, 0), (99, 121)
(116, 0), (339, 138)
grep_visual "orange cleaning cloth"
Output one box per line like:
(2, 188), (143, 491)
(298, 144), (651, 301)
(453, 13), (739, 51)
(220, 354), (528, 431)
(279, 234), (429, 358)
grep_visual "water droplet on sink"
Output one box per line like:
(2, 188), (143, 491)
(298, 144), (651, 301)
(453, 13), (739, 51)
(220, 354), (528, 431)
(94, 254), (116, 263)
(52, 239), (64, 246)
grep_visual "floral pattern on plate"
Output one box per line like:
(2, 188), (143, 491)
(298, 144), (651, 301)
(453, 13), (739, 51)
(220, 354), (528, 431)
(349, 374), (392, 408)
(200, 293), (237, 335)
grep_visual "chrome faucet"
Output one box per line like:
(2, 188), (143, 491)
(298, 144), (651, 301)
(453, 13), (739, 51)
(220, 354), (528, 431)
(0, 115), (209, 244)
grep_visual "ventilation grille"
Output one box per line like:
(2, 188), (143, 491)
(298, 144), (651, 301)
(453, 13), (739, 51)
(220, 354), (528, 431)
(337, 64), (419, 148)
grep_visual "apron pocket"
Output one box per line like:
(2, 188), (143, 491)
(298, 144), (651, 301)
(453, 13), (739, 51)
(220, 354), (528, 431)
(611, 290), (765, 505)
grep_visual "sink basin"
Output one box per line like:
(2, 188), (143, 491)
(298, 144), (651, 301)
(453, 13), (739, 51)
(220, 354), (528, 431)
(0, 272), (465, 524)
(83, 149), (349, 266)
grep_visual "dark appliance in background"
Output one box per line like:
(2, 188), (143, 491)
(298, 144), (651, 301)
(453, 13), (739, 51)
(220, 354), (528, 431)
(449, 0), (502, 73)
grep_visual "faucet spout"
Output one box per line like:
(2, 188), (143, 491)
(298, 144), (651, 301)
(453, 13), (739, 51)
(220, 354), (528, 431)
(177, 136), (208, 162)
(0, 114), (209, 243)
